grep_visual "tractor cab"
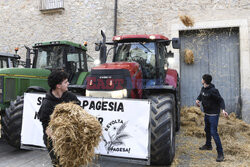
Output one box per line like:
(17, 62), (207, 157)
(32, 41), (88, 84)
(113, 35), (180, 84)
(0, 52), (20, 68)
(112, 34), (179, 87)
(87, 31), (180, 98)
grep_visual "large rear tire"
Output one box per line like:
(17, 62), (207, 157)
(175, 101), (181, 132)
(2, 96), (24, 148)
(149, 93), (176, 165)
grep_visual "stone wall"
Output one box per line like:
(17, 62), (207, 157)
(0, 0), (249, 122)
(0, 0), (249, 61)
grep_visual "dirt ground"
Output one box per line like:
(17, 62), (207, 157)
(170, 107), (250, 167)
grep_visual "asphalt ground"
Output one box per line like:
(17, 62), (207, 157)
(1, 129), (249, 167)
(0, 137), (167, 167)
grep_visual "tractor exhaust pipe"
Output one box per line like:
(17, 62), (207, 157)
(25, 46), (31, 68)
(100, 30), (107, 64)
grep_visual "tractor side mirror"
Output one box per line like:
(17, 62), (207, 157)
(172, 38), (180, 49)
(166, 51), (174, 58)
(95, 43), (101, 51)
(99, 30), (107, 64)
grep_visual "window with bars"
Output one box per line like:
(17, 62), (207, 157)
(40, 0), (64, 11)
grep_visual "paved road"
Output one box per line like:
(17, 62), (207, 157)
(0, 138), (169, 167)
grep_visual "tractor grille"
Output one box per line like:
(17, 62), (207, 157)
(86, 69), (132, 91)
(5, 78), (16, 101)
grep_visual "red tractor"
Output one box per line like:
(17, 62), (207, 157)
(86, 31), (180, 165)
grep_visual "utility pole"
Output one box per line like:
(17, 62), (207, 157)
(113, 0), (118, 57)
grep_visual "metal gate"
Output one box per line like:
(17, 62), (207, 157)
(179, 28), (240, 114)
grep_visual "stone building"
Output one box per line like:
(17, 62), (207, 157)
(0, 0), (249, 122)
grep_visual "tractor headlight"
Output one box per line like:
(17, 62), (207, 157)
(85, 90), (90, 97)
(111, 89), (127, 98)
(86, 89), (128, 98)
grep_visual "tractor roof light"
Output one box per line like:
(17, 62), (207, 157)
(149, 35), (156, 40)
(114, 36), (121, 41)
(50, 41), (60, 44)
(35, 43), (42, 46)
(84, 41), (88, 46)
(14, 47), (19, 54)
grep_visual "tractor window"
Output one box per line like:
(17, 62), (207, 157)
(67, 53), (80, 72)
(36, 46), (64, 69)
(157, 44), (167, 80)
(36, 51), (47, 68)
(115, 42), (156, 79)
(115, 42), (156, 67)
(158, 44), (166, 68)
(0, 59), (8, 68)
(11, 59), (19, 67)
(81, 52), (87, 71)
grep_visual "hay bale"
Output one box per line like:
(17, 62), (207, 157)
(180, 107), (205, 137)
(180, 106), (250, 160)
(48, 102), (102, 167)
(179, 15), (194, 27)
(184, 49), (194, 64)
(223, 138), (250, 157)
(219, 112), (250, 138)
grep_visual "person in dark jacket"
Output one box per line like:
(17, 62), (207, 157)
(38, 70), (80, 166)
(196, 74), (228, 162)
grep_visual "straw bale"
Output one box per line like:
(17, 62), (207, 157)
(180, 106), (250, 159)
(48, 102), (102, 167)
(184, 49), (194, 64)
(179, 15), (194, 27)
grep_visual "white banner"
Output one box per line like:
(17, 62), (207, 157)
(21, 93), (46, 147)
(21, 93), (151, 159)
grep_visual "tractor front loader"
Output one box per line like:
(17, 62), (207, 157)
(1, 41), (90, 148)
(85, 31), (181, 165)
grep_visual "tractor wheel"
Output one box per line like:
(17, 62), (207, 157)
(1, 110), (9, 140)
(2, 96), (24, 148)
(149, 93), (176, 165)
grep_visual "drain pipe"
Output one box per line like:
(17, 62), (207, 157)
(114, 0), (118, 36)
(113, 0), (118, 56)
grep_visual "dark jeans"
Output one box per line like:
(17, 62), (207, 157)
(43, 134), (60, 167)
(204, 114), (223, 154)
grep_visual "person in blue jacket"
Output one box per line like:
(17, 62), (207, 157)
(196, 74), (228, 162)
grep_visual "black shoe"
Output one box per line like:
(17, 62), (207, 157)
(199, 145), (213, 150)
(216, 153), (224, 162)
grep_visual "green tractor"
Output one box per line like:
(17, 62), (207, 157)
(0, 52), (21, 68)
(0, 41), (90, 148)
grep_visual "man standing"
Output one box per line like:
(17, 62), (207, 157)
(38, 70), (80, 166)
(196, 74), (228, 162)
